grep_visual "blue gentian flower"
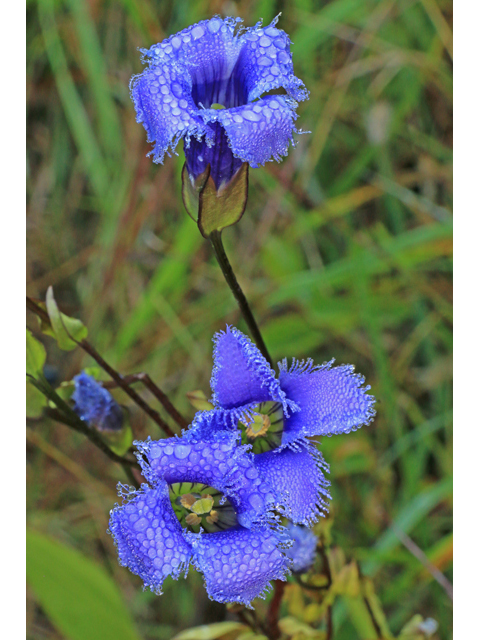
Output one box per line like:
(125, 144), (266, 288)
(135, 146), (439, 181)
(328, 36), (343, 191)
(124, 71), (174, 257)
(130, 15), (308, 190)
(108, 433), (291, 605)
(72, 371), (124, 432)
(184, 326), (375, 524)
(285, 523), (318, 573)
(192, 326), (376, 448)
(186, 410), (330, 526)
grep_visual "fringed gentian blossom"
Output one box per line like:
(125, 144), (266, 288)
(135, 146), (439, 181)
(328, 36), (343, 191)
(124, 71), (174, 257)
(72, 371), (124, 432)
(190, 325), (376, 446)
(185, 326), (376, 525)
(108, 433), (292, 605)
(130, 15), (308, 190)
(285, 523), (318, 573)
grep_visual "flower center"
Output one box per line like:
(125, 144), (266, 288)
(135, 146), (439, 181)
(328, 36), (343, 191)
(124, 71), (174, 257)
(239, 401), (284, 453)
(189, 59), (248, 109)
(169, 482), (237, 533)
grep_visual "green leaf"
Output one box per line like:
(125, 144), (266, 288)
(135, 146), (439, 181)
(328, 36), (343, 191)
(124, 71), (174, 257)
(104, 419), (133, 457)
(342, 595), (378, 640)
(45, 286), (88, 351)
(27, 380), (47, 417)
(26, 529), (141, 640)
(172, 621), (248, 640)
(26, 329), (46, 376)
(279, 616), (326, 638)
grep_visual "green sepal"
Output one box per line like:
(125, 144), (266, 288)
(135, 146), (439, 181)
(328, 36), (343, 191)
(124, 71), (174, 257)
(198, 163), (249, 238)
(181, 162), (249, 238)
(181, 163), (211, 221)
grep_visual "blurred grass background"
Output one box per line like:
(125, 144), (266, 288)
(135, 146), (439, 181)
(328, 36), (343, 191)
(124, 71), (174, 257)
(26, 0), (452, 638)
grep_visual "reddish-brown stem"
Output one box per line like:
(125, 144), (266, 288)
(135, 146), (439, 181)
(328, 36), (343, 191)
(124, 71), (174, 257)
(102, 373), (189, 430)
(318, 544), (333, 640)
(267, 579), (285, 640)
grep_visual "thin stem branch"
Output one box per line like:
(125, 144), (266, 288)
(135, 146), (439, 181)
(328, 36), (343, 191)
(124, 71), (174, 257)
(102, 373), (188, 430)
(78, 340), (176, 437)
(392, 523), (453, 601)
(266, 579), (285, 640)
(209, 231), (272, 366)
(27, 296), (177, 437)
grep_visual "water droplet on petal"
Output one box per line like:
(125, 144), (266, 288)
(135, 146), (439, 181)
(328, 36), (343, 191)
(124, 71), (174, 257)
(174, 443), (192, 459)
(192, 26), (205, 40)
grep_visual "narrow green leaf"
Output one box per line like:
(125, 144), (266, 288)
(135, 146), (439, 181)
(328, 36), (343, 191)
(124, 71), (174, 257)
(26, 329), (47, 376)
(45, 286), (88, 351)
(37, 0), (109, 199)
(365, 478), (453, 574)
(26, 529), (141, 640)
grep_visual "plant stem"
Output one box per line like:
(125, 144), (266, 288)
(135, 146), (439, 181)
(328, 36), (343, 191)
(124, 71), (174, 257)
(319, 543), (334, 640)
(210, 231), (272, 366)
(266, 579), (285, 640)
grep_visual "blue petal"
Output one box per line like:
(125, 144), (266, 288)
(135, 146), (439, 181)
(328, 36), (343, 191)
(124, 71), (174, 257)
(285, 523), (317, 573)
(190, 526), (290, 605)
(237, 17), (309, 103)
(213, 96), (300, 167)
(254, 444), (331, 525)
(130, 63), (208, 164)
(130, 17), (245, 163)
(72, 371), (123, 432)
(279, 359), (376, 442)
(183, 410), (237, 439)
(136, 435), (274, 528)
(210, 326), (290, 416)
(131, 16), (308, 166)
(140, 18), (246, 109)
(108, 483), (192, 594)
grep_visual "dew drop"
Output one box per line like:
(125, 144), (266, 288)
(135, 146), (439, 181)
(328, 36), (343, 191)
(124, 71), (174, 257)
(192, 26), (205, 40)
(208, 19), (221, 34)
(174, 443), (192, 459)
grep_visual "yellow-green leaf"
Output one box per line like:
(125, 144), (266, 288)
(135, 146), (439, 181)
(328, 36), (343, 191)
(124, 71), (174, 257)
(279, 616), (326, 638)
(172, 621), (248, 640)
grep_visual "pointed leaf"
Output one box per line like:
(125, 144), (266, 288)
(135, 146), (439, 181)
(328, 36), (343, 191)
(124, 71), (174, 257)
(172, 622), (248, 640)
(45, 286), (88, 350)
